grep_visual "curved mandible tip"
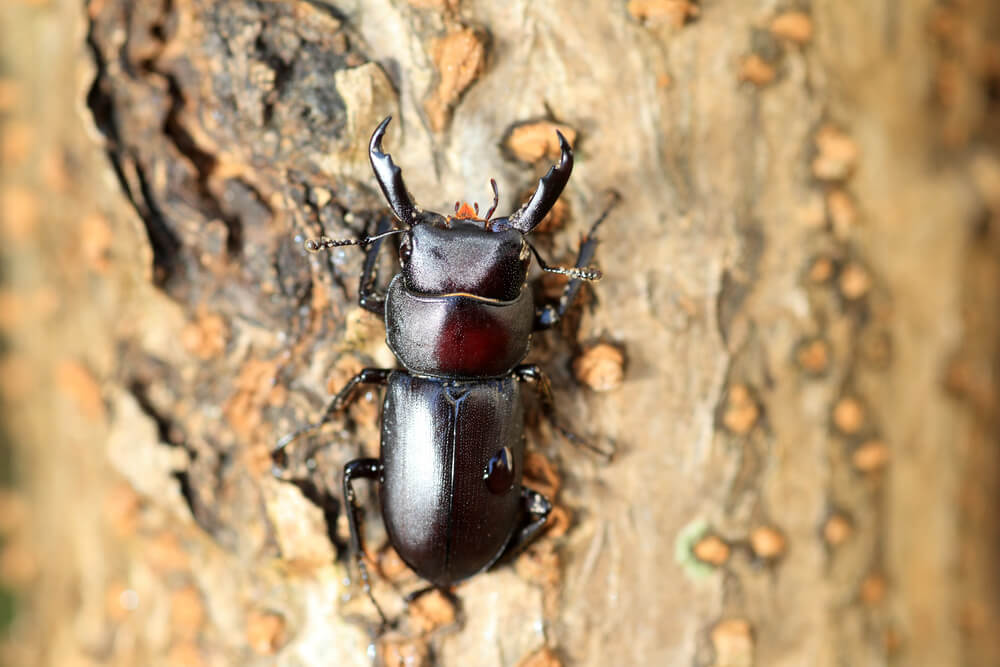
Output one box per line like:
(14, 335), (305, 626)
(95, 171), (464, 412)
(506, 130), (574, 234)
(369, 116), (417, 225)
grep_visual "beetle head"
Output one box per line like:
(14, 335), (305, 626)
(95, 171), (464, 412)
(367, 116), (589, 299)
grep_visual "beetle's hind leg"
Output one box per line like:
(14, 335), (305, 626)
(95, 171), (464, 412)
(496, 487), (553, 564)
(534, 192), (620, 330)
(271, 368), (392, 478)
(343, 458), (388, 626)
(514, 364), (614, 460)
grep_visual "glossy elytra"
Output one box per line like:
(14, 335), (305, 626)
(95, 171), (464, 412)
(272, 116), (615, 621)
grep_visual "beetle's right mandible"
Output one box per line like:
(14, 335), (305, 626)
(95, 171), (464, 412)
(369, 116), (417, 226)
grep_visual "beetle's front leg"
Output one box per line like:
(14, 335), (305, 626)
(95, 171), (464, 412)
(271, 368), (392, 475)
(534, 192), (619, 331)
(343, 458), (387, 625)
(514, 364), (614, 460)
(358, 216), (393, 316)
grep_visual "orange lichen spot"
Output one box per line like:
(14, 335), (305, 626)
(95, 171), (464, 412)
(710, 618), (754, 666)
(750, 526), (786, 560)
(380, 636), (431, 667)
(796, 337), (830, 375)
(165, 643), (206, 667)
(170, 586), (206, 640)
(739, 54), (776, 86)
(827, 188), (857, 239)
(246, 610), (287, 655)
(722, 384), (759, 435)
(860, 573), (887, 605)
(0, 539), (38, 587)
(104, 481), (142, 537)
(146, 532), (190, 573)
(852, 439), (890, 472)
(408, 589), (457, 633)
(832, 396), (865, 435)
(181, 310), (228, 360)
(40, 149), (71, 193)
(1, 185), (40, 242)
(505, 121), (578, 164)
(0, 488), (28, 536)
(823, 513), (852, 546)
(657, 73), (673, 88)
(523, 451), (561, 499)
(627, 0), (699, 28)
(55, 360), (106, 422)
(839, 262), (871, 300)
(1, 121), (35, 168)
(0, 78), (21, 112)
(769, 11), (813, 44)
(0, 290), (25, 330)
(884, 625), (903, 655)
(105, 582), (138, 622)
(796, 194), (827, 227)
(573, 343), (626, 392)
(425, 28), (487, 132)
(516, 647), (562, 667)
(806, 256), (835, 284)
(0, 354), (35, 402)
(692, 534), (731, 566)
(812, 125), (860, 181)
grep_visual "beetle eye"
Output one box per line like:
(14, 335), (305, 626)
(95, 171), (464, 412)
(399, 236), (412, 264)
(483, 446), (515, 494)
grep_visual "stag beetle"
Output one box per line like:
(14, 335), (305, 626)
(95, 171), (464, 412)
(272, 116), (612, 614)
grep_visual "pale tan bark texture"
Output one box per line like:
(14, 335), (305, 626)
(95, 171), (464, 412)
(1, 1), (999, 666)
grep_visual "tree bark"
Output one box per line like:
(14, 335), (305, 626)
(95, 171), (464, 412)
(1, 0), (999, 665)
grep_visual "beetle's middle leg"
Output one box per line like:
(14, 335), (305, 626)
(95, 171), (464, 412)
(514, 364), (614, 460)
(343, 457), (388, 625)
(271, 368), (392, 476)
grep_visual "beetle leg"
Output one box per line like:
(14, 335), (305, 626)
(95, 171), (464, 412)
(358, 216), (394, 316)
(534, 192), (620, 330)
(271, 368), (392, 476)
(343, 457), (388, 625)
(514, 364), (614, 460)
(496, 487), (552, 563)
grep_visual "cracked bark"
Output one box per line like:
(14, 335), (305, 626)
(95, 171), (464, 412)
(1, 1), (999, 666)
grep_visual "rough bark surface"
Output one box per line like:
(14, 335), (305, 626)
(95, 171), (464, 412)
(1, 0), (999, 666)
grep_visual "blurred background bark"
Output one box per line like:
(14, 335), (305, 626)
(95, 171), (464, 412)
(1, 0), (999, 666)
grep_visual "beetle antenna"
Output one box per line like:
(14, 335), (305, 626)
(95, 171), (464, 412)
(304, 227), (408, 252)
(483, 178), (500, 222)
(524, 239), (602, 281)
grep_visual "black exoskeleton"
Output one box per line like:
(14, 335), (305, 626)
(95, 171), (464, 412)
(273, 116), (612, 618)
